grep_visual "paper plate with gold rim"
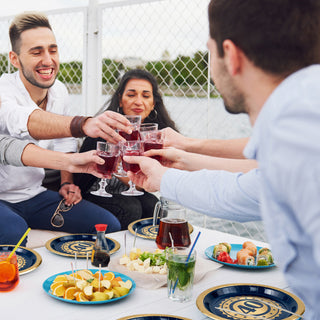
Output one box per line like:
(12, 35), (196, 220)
(128, 218), (193, 240)
(0, 244), (42, 275)
(117, 315), (191, 320)
(196, 283), (305, 320)
(45, 233), (120, 258)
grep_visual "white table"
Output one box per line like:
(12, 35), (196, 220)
(1, 226), (289, 319)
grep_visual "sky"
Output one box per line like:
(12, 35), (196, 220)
(0, 0), (209, 61)
(0, 0), (88, 16)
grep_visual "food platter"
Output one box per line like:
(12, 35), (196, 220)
(0, 245), (42, 275)
(205, 244), (276, 269)
(42, 269), (135, 305)
(45, 234), (120, 258)
(196, 283), (305, 320)
(128, 218), (193, 240)
(117, 315), (191, 320)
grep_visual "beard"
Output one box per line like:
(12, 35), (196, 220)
(213, 60), (248, 115)
(19, 59), (56, 89)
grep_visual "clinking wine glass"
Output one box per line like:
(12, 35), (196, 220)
(143, 129), (164, 162)
(139, 122), (158, 140)
(115, 115), (142, 177)
(121, 140), (144, 196)
(91, 141), (120, 197)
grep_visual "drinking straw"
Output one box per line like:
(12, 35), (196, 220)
(169, 232), (174, 248)
(172, 231), (201, 294)
(124, 232), (127, 256)
(7, 227), (31, 260)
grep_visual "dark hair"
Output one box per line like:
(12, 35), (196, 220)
(102, 69), (178, 131)
(9, 12), (52, 54)
(208, 0), (320, 77)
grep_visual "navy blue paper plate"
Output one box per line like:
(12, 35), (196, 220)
(0, 245), (42, 275)
(45, 234), (120, 258)
(196, 284), (305, 320)
(205, 244), (276, 269)
(117, 315), (191, 320)
(43, 269), (135, 305)
(128, 218), (193, 240)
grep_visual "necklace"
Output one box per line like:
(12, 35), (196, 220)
(37, 95), (47, 107)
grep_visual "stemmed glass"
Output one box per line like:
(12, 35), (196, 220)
(143, 130), (164, 162)
(121, 140), (144, 196)
(114, 115), (142, 177)
(91, 141), (120, 197)
(139, 122), (158, 140)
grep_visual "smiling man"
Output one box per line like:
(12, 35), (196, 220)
(0, 12), (121, 246)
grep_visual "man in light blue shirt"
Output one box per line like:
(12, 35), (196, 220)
(125, 0), (320, 318)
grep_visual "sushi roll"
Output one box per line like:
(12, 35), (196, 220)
(242, 241), (257, 257)
(237, 249), (255, 266)
(219, 242), (231, 254)
(213, 243), (229, 259)
(257, 248), (274, 266)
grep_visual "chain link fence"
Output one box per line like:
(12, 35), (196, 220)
(0, 0), (266, 241)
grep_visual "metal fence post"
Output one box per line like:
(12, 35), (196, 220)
(83, 0), (102, 116)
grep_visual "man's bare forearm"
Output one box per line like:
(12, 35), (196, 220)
(27, 109), (73, 139)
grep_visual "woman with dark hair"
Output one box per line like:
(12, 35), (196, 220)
(74, 69), (178, 229)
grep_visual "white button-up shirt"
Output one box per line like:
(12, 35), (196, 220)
(245, 65), (320, 318)
(0, 72), (77, 203)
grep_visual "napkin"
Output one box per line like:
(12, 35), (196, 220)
(108, 255), (222, 290)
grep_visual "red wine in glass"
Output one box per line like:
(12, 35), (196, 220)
(119, 130), (141, 141)
(97, 152), (118, 176)
(122, 150), (141, 173)
(155, 218), (191, 249)
(143, 141), (163, 162)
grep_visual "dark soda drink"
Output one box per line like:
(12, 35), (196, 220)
(143, 141), (163, 162)
(91, 250), (110, 267)
(119, 130), (141, 141)
(97, 152), (118, 175)
(156, 218), (191, 249)
(122, 150), (141, 173)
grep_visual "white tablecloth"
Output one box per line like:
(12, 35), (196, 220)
(1, 226), (289, 319)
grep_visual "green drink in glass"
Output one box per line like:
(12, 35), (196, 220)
(166, 247), (196, 302)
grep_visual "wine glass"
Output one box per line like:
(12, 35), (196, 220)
(114, 115), (142, 177)
(143, 130), (164, 162)
(91, 141), (120, 197)
(121, 140), (144, 196)
(139, 122), (158, 141)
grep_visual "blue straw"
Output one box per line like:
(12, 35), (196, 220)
(171, 231), (201, 294)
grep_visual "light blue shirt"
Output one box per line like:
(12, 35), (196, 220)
(161, 168), (261, 222)
(244, 65), (320, 319)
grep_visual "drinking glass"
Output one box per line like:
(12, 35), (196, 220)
(166, 247), (196, 302)
(139, 122), (158, 140)
(143, 130), (164, 162)
(0, 252), (19, 291)
(121, 140), (144, 196)
(91, 141), (120, 197)
(118, 115), (142, 141)
(115, 115), (142, 177)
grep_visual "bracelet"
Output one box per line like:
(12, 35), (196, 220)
(60, 182), (71, 189)
(70, 116), (92, 137)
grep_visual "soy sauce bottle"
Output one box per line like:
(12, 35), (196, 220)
(91, 224), (110, 267)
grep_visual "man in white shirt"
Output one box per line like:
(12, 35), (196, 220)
(0, 12), (121, 246)
(124, 0), (320, 317)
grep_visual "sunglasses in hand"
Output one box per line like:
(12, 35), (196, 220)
(50, 199), (73, 228)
